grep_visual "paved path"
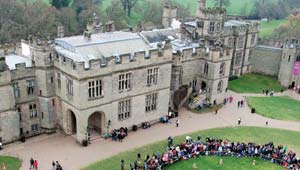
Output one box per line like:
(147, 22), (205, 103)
(1, 91), (300, 170)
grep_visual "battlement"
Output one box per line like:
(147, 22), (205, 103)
(54, 47), (171, 73)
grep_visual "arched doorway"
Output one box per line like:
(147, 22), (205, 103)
(67, 110), (77, 135)
(88, 112), (105, 138)
(292, 81), (295, 88)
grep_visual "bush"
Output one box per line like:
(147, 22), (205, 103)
(132, 125), (138, 131)
(229, 76), (238, 81)
(82, 140), (88, 147)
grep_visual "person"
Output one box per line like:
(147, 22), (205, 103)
(168, 136), (173, 147)
(266, 121), (269, 126)
(238, 118), (242, 125)
(237, 101), (240, 108)
(30, 158), (34, 169)
(176, 119), (179, 127)
(266, 90), (269, 96)
(52, 161), (56, 170)
(0, 142), (2, 150)
(34, 160), (38, 170)
(240, 100), (244, 107)
(214, 106), (218, 114)
(56, 161), (62, 170)
(121, 160), (125, 170)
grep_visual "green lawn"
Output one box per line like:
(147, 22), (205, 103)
(164, 156), (282, 170)
(82, 127), (300, 170)
(228, 74), (283, 93)
(247, 96), (300, 121)
(259, 19), (288, 38)
(0, 156), (21, 170)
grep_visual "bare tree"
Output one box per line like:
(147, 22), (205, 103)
(120, 0), (138, 17)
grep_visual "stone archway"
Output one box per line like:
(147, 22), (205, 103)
(87, 112), (105, 138)
(67, 109), (77, 135)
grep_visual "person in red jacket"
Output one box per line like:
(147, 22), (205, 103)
(34, 160), (38, 170)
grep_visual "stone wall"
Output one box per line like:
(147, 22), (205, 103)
(250, 45), (282, 76)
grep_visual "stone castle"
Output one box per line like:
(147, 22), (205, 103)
(0, 0), (261, 144)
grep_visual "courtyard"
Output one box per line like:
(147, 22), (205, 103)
(1, 91), (300, 170)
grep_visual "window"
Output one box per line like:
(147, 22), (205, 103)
(296, 55), (300, 62)
(192, 78), (197, 89)
(145, 93), (158, 112)
(204, 63), (209, 75)
(26, 80), (36, 95)
(41, 112), (44, 119)
(18, 107), (21, 121)
(57, 73), (61, 89)
(209, 22), (215, 32)
(66, 78), (73, 96)
(118, 73), (132, 91)
(13, 82), (20, 98)
(50, 77), (54, 83)
(118, 99), (131, 120)
(29, 104), (37, 118)
(217, 80), (223, 93)
(52, 99), (55, 106)
(147, 68), (159, 86)
(288, 55), (291, 62)
(235, 52), (243, 66)
(251, 34), (256, 45)
(88, 80), (103, 99)
(31, 124), (39, 132)
(219, 62), (226, 76)
(238, 37), (245, 48)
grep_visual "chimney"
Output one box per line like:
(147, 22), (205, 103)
(57, 26), (64, 38)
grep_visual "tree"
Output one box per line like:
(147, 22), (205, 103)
(140, 0), (163, 26)
(120, 0), (138, 17)
(240, 2), (248, 16)
(51, 0), (71, 9)
(105, 0), (127, 30)
(214, 0), (231, 8)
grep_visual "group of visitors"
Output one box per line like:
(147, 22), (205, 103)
(29, 158), (38, 170)
(52, 161), (63, 170)
(262, 89), (275, 96)
(129, 136), (300, 170)
(111, 127), (128, 142)
(237, 98), (246, 108)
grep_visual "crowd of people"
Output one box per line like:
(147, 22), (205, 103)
(129, 136), (300, 170)
(111, 127), (128, 142)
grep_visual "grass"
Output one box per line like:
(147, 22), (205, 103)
(259, 19), (288, 38)
(82, 127), (300, 170)
(164, 156), (282, 170)
(0, 156), (21, 170)
(247, 96), (300, 121)
(228, 73), (283, 93)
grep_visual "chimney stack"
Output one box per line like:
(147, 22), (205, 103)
(57, 26), (64, 38)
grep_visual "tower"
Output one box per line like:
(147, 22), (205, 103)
(278, 39), (300, 87)
(196, 0), (206, 19)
